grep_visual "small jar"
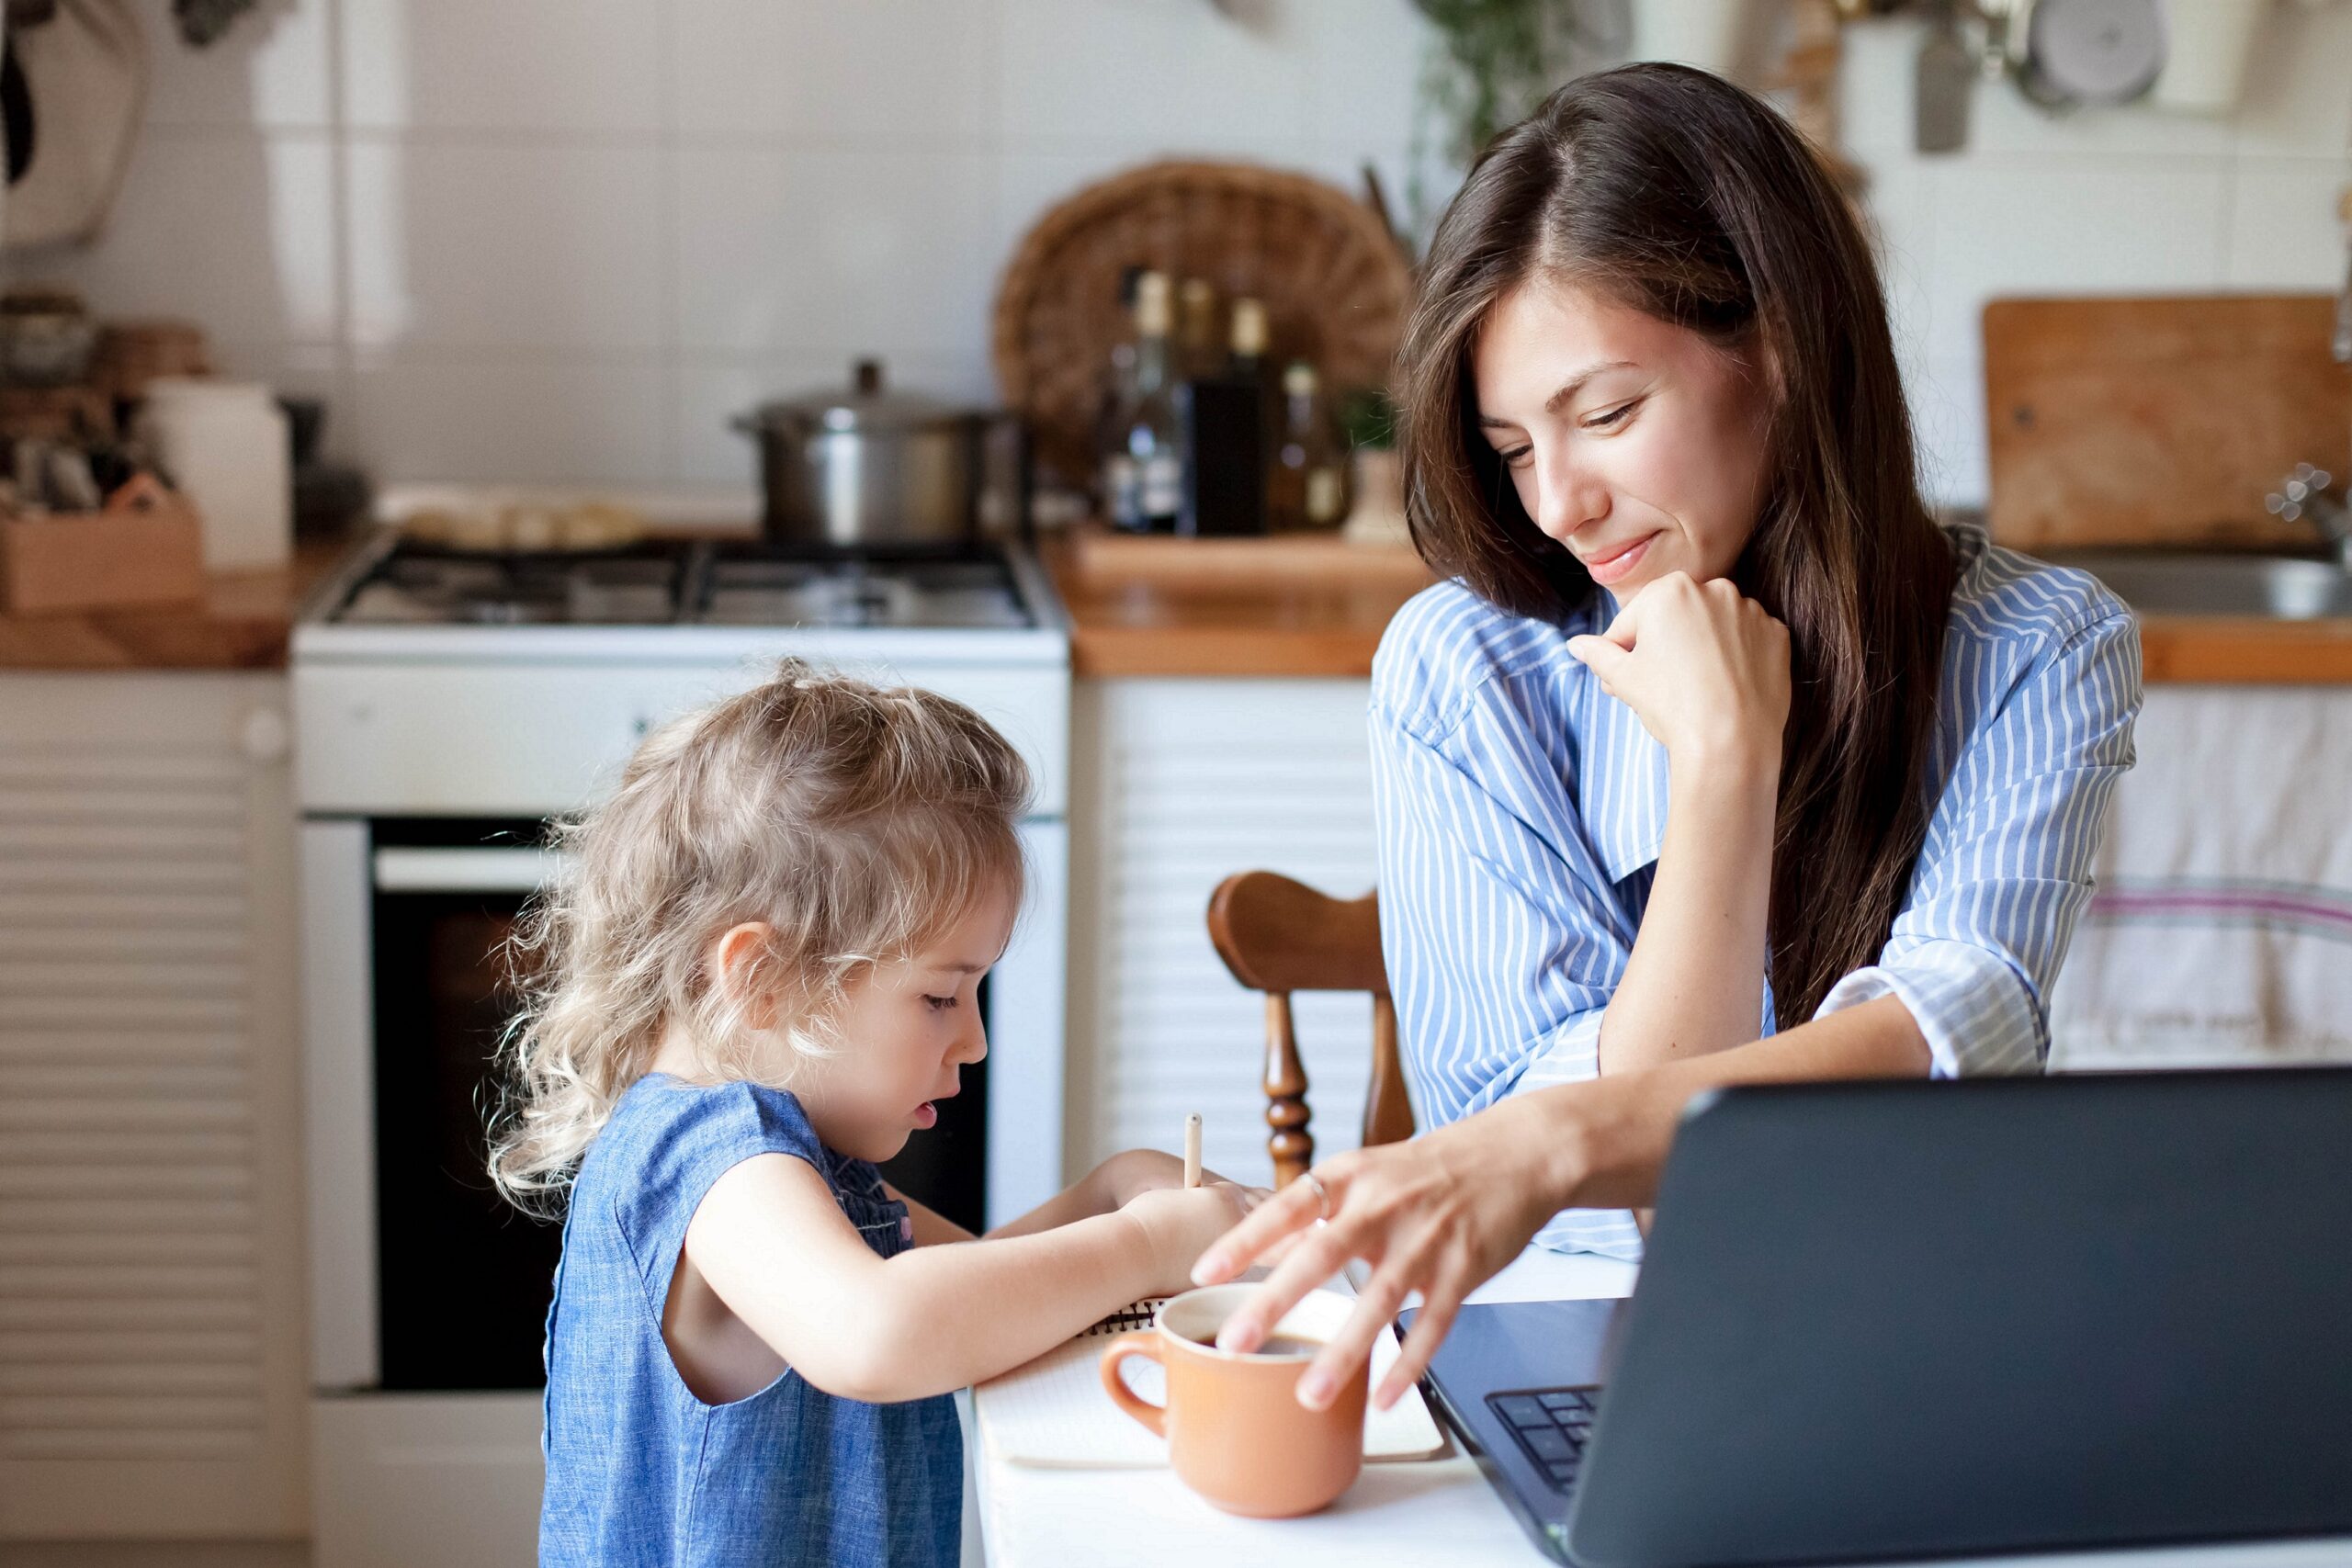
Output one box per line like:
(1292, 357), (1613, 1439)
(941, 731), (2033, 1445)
(135, 378), (291, 571)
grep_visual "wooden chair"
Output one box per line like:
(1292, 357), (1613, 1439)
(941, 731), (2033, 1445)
(1205, 872), (1415, 1186)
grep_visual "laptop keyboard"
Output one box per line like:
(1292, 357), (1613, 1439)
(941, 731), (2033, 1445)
(1487, 1388), (1597, 1492)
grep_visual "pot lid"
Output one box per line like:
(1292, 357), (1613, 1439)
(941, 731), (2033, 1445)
(745, 357), (975, 434)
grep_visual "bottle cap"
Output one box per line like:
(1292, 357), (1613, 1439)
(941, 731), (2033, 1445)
(1230, 298), (1268, 357)
(1135, 271), (1172, 335)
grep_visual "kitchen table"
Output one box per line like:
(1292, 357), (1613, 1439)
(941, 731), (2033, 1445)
(969, 1246), (2352, 1568)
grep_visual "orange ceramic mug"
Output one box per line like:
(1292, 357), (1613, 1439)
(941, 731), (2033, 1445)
(1097, 1284), (1368, 1517)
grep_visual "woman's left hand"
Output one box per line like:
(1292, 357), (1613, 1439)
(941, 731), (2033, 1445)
(1188, 1089), (1595, 1414)
(1566, 571), (1789, 771)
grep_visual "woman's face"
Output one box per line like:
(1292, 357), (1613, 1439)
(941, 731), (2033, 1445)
(1472, 277), (1773, 596)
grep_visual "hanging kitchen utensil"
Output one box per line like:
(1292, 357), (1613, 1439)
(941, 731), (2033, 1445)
(1915, 0), (1975, 152)
(2016, 0), (2165, 107)
(1, 0), (145, 250)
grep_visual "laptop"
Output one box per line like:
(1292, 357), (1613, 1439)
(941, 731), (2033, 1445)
(1401, 1068), (2352, 1568)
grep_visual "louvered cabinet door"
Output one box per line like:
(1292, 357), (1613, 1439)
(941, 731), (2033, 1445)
(0, 672), (305, 1539)
(1069, 679), (1384, 1186)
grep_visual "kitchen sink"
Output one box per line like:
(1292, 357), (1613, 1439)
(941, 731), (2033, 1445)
(2040, 551), (2352, 620)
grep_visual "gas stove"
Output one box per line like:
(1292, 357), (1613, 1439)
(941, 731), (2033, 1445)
(317, 532), (1046, 633)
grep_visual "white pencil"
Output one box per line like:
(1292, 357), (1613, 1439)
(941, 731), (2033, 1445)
(1183, 1113), (1203, 1190)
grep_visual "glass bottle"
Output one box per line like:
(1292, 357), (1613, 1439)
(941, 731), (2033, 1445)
(1094, 265), (1145, 517)
(1273, 360), (1347, 531)
(1109, 271), (1182, 534)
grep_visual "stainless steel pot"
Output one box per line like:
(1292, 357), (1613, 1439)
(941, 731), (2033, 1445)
(732, 359), (988, 547)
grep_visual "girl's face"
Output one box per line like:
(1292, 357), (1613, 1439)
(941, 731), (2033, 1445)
(1472, 277), (1774, 597)
(800, 890), (1013, 1164)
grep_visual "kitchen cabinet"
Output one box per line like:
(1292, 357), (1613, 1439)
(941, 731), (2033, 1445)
(1067, 678), (1386, 1186)
(0, 672), (306, 1540)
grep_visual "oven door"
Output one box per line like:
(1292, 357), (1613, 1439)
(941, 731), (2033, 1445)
(300, 816), (1010, 1393)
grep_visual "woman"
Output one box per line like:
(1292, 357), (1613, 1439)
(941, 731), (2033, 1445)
(1194, 64), (2140, 1413)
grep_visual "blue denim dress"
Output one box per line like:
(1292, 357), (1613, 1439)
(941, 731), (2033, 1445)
(539, 1075), (960, 1568)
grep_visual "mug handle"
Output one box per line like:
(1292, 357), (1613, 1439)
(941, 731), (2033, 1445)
(1097, 1331), (1168, 1438)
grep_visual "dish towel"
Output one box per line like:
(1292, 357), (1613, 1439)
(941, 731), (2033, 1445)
(2050, 685), (2352, 1068)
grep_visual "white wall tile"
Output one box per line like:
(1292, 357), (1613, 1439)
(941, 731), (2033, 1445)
(1962, 80), (2236, 159)
(1907, 354), (1989, 508)
(1855, 149), (1939, 372)
(138, 0), (334, 129)
(2234, 0), (2352, 156)
(2225, 154), (2352, 288)
(672, 147), (999, 368)
(1293, 0), (1429, 158)
(1294, 141), (1459, 247)
(18, 130), (339, 345)
(994, 141), (1186, 276)
(340, 0), (663, 132)
(210, 341), (359, 460)
(63, 0), (2352, 496)
(1836, 16), (1921, 157)
(998, 0), (1311, 152)
(349, 352), (670, 481)
(671, 0), (998, 145)
(345, 141), (664, 350)
(1925, 156), (2231, 363)
(673, 359), (776, 487)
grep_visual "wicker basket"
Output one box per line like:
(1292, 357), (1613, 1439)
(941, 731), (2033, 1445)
(991, 160), (1413, 487)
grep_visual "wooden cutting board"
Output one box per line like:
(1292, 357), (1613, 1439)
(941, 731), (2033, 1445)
(1983, 295), (2351, 551)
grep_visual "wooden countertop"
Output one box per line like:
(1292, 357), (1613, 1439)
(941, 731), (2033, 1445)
(1046, 527), (1431, 679)
(10, 525), (2342, 682)
(1047, 529), (2352, 684)
(0, 535), (348, 671)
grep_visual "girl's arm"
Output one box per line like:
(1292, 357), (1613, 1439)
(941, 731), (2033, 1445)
(1566, 574), (1790, 1076)
(690, 1155), (1250, 1404)
(887, 1150), (1239, 1247)
(885, 1189), (976, 1246)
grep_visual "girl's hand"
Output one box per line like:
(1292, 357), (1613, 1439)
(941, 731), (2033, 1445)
(1124, 1183), (1267, 1296)
(1566, 572), (1790, 771)
(1091, 1149), (1243, 1210)
(1188, 1091), (1590, 1415)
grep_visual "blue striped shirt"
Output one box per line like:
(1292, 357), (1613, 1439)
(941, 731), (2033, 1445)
(1369, 525), (2142, 1260)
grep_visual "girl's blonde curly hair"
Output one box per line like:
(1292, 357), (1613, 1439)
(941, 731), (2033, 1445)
(487, 658), (1032, 1215)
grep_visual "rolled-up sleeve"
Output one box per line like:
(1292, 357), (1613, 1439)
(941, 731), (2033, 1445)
(1815, 611), (2143, 1077)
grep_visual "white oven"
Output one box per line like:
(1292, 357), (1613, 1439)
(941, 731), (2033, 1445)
(290, 530), (1069, 1565)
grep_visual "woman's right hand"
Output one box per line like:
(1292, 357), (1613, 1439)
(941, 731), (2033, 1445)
(1189, 1086), (1628, 1414)
(1566, 572), (1790, 771)
(1124, 1182), (1266, 1296)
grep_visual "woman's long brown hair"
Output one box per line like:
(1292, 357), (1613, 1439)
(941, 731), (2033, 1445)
(1398, 62), (1956, 1027)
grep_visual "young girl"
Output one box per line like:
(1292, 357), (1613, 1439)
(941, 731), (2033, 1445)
(489, 660), (1256, 1568)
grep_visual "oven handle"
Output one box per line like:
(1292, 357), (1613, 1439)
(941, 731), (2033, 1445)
(371, 846), (564, 895)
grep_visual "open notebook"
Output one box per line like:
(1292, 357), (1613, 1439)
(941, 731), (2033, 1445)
(974, 1292), (1448, 1469)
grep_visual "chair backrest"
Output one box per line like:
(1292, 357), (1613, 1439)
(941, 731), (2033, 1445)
(1205, 871), (1415, 1186)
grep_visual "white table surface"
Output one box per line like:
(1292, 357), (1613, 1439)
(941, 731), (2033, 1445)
(969, 1247), (2352, 1568)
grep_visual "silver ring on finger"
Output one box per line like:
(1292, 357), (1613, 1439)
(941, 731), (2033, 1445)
(1301, 1169), (1333, 1223)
